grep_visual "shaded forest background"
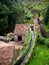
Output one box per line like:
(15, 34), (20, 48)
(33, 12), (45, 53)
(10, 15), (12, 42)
(0, 0), (49, 35)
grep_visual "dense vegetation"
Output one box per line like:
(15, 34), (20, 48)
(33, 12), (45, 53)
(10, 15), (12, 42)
(0, 0), (49, 65)
(26, 43), (49, 65)
(25, 3), (49, 62)
(0, 0), (49, 35)
(37, 36), (49, 48)
(41, 4), (49, 33)
(44, 5), (49, 25)
(26, 32), (49, 65)
(0, 0), (33, 35)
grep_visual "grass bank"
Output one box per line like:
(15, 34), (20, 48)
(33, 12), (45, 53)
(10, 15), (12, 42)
(41, 23), (49, 33)
(26, 43), (49, 65)
(26, 30), (49, 65)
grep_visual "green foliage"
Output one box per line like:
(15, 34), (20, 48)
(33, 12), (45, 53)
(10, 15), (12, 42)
(37, 36), (45, 44)
(37, 4), (49, 33)
(0, 2), (9, 35)
(26, 43), (49, 65)
(0, 17), (8, 35)
(10, 2), (33, 23)
(17, 2), (33, 23)
(0, 2), (9, 14)
(26, 29), (49, 65)
(0, 1), (33, 35)
(41, 23), (49, 33)
(43, 5), (49, 25)
(24, 30), (31, 46)
(37, 35), (49, 47)
(45, 38), (49, 48)
(14, 49), (20, 59)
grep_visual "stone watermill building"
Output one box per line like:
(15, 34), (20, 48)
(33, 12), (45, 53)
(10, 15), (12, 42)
(14, 24), (30, 43)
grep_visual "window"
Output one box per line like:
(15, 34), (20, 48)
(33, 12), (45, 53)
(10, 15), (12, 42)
(18, 36), (22, 41)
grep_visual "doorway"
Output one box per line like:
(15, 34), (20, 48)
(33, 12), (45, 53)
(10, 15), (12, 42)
(18, 36), (22, 41)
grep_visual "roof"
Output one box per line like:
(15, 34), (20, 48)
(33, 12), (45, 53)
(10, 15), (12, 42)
(14, 24), (30, 35)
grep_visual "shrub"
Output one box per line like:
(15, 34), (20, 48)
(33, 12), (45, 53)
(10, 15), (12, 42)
(43, 5), (49, 25)
(37, 36), (45, 44)
(0, 2), (9, 35)
(37, 35), (49, 47)
(45, 38), (49, 48)
(6, 32), (13, 40)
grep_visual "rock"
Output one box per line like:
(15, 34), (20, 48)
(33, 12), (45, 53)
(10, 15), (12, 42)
(0, 46), (15, 65)
(0, 36), (9, 42)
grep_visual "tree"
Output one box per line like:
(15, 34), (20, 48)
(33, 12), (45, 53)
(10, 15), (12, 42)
(0, 2), (9, 35)
(0, 0), (33, 35)
(44, 5), (49, 24)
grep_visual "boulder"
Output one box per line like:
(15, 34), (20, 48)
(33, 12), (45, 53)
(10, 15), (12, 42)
(0, 36), (9, 42)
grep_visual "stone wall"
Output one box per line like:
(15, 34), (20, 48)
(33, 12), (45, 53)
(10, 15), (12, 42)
(14, 34), (25, 42)
(0, 46), (15, 65)
(22, 36), (26, 42)
(14, 35), (18, 42)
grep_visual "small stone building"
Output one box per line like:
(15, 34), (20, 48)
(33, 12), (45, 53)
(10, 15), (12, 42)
(14, 24), (30, 42)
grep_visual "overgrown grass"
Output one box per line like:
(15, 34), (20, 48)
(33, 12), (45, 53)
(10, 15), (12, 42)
(29, 2), (47, 11)
(26, 43), (49, 65)
(26, 29), (49, 65)
(41, 23), (49, 33)
(33, 4), (46, 10)
(22, 30), (31, 56)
